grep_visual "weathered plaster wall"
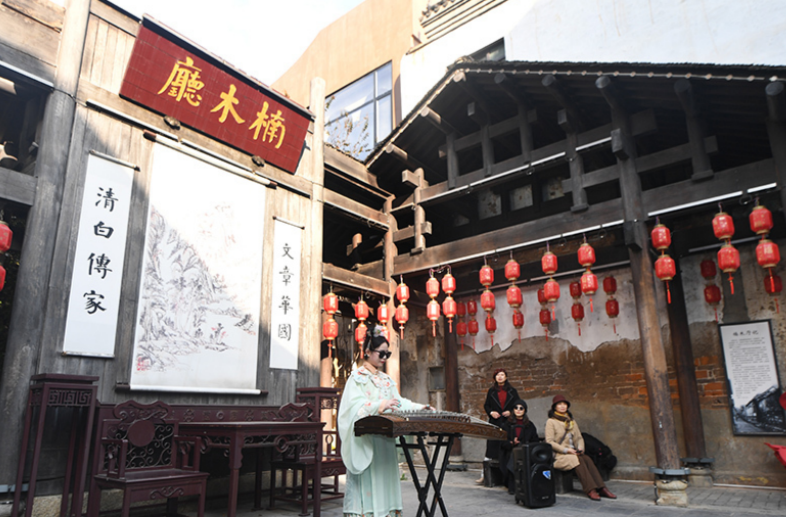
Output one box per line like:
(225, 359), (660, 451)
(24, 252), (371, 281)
(397, 248), (786, 486)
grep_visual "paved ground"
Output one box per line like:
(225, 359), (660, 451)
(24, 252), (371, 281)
(218, 469), (786, 517)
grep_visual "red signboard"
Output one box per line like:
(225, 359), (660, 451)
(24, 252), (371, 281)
(120, 25), (311, 174)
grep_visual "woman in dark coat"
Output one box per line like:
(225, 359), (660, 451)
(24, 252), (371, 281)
(476, 368), (520, 484)
(500, 399), (539, 493)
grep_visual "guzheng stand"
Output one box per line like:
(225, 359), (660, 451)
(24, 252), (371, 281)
(12, 374), (99, 517)
(397, 433), (456, 517)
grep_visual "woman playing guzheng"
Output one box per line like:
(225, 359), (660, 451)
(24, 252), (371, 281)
(338, 326), (432, 517)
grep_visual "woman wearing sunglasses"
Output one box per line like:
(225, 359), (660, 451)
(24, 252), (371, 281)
(500, 399), (539, 494)
(338, 325), (432, 517)
(545, 394), (616, 501)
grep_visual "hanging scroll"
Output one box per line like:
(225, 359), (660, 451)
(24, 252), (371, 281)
(63, 152), (135, 357)
(269, 217), (303, 370)
(130, 143), (266, 393)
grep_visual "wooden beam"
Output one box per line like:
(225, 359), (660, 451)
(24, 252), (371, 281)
(324, 145), (384, 192)
(420, 106), (459, 135)
(0, 165), (37, 206)
(392, 221), (432, 243)
(674, 79), (713, 181)
(323, 189), (389, 229)
(542, 74), (586, 131)
(453, 70), (494, 119)
(385, 143), (430, 175)
(322, 263), (391, 298)
(557, 109), (588, 212)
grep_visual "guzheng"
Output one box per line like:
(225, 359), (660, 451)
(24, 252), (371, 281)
(355, 410), (506, 440)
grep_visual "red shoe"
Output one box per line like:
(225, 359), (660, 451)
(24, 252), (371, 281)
(588, 489), (601, 501)
(599, 487), (617, 499)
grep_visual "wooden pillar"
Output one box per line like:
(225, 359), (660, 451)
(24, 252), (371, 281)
(765, 81), (786, 224)
(443, 318), (462, 456)
(557, 110), (588, 212)
(383, 197), (400, 386)
(412, 168), (426, 254)
(309, 77), (327, 388)
(597, 76), (681, 471)
(0, 0), (90, 483)
(674, 79), (714, 181)
(666, 258), (707, 459)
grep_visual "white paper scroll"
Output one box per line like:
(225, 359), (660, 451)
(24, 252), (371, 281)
(63, 153), (135, 357)
(269, 218), (303, 370)
(130, 143), (266, 393)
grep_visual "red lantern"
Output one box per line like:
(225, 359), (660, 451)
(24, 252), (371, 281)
(468, 318), (479, 349)
(578, 242), (596, 268)
(572, 302), (585, 336)
(712, 211), (735, 242)
(480, 289), (495, 313)
(396, 277), (410, 304)
(427, 299), (440, 337)
(580, 271), (598, 312)
(355, 322), (367, 350)
(467, 299), (478, 316)
(756, 239), (781, 292)
(479, 264), (494, 287)
(505, 259), (520, 281)
(537, 288), (546, 306)
(542, 251), (558, 276)
(606, 298), (619, 334)
(704, 284), (722, 322)
(700, 259), (716, 280)
(395, 304), (409, 339)
(512, 309), (524, 342)
(539, 308), (551, 340)
(0, 221), (12, 254)
(323, 317), (338, 358)
(749, 203), (773, 236)
(426, 275), (440, 299)
(457, 301), (466, 318)
(543, 278), (560, 318)
(441, 272), (456, 295)
(506, 284), (522, 309)
(323, 291), (338, 315)
(443, 296), (457, 332)
(603, 276), (617, 295)
(654, 254), (676, 303)
(717, 243), (741, 294)
(569, 281), (582, 299)
(378, 302), (389, 325)
(456, 320), (468, 350)
(485, 314), (497, 348)
(651, 223), (672, 252)
(355, 298), (369, 321)
(765, 273), (782, 313)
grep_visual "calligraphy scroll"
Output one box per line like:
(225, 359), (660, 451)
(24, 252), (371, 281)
(269, 218), (303, 370)
(130, 143), (266, 394)
(62, 153), (135, 357)
(719, 320), (786, 435)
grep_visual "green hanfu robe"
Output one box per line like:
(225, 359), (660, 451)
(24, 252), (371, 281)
(338, 366), (426, 517)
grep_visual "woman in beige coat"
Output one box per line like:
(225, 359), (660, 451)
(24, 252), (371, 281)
(545, 394), (616, 501)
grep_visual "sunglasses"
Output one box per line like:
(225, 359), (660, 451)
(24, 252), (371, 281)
(514, 406), (526, 410)
(374, 350), (392, 359)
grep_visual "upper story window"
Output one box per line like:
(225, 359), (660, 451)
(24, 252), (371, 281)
(470, 39), (505, 62)
(325, 62), (392, 161)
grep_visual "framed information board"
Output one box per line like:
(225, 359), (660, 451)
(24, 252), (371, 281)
(719, 320), (786, 435)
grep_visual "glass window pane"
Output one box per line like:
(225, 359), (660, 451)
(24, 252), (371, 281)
(376, 62), (392, 96)
(325, 74), (374, 123)
(325, 102), (374, 160)
(376, 95), (392, 143)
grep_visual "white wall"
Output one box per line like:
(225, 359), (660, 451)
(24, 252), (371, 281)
(401, 0), (786, 115)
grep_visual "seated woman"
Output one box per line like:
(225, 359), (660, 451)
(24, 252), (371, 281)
(500, 399), (539, 494)
(545, 394), (616, 501)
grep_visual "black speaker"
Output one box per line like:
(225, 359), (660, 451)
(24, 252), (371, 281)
(513, 442), (555, 508)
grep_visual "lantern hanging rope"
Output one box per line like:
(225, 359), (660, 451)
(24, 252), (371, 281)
(651, 218), (676, 304)
(395, 275), (410, 339)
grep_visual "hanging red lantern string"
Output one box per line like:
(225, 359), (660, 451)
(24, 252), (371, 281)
(395, 276), (410, 339)
(505, 254), (523, 338)
(700, 259), (721, 322)
(355, 295), (370, 354)
(377, 302), (390, 341)
(426, 271), (441, 337)
(539, 307), (551, 341)
(572, 301), (585, 336)
(749, 201), (773, 237)
(717, 243), (740, 295)
(578, 238), (597, 312)
(322, 288), (339, 358)
(651, 218), (676, 304)
(756, 238), (781, 292)
(441, 267), (457, 332)
(480, 288), (496, 317)
(542, 243), (560, 318)
(479, 257), (496, 347)
(455, 301), (467, 350)
(512, 309), (524, 343)
(467, 299), (479, 350)
(604, 276), (618, 334)
(485, 314), (497, 348)
(764, 273), (782, 313)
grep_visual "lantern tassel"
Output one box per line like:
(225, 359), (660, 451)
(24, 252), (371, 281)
(714, 307), (718, 323)
(777, 298), (781, 314)
(490, 335), (494, 348)
(551, 304), (556, 320)
(770, 270), (775, 292)
(666, 281), (672, 304)
(589, 297), (594, 313)
(400, 326), (404, 340)
(578, 322), (581, 337)
(729, 273), (735, 295)
(613, 322), (617, 334)
(432, 321), (436, 337)
(328, 342), (332, 359)
(544, 329), (549, 342)
(449, 319), (453, 333)
(517, 329), (521, 343)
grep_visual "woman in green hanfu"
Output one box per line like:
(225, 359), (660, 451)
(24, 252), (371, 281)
(338, 326), (432, 517)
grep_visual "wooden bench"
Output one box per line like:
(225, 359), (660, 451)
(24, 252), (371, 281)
(86, 400), (208, 517)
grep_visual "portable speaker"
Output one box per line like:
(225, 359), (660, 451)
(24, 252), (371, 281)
(513, 442), (555, 508)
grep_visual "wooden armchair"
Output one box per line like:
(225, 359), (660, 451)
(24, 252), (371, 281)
(269, 388), (344, 516)
(86, 401), (208, 517)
